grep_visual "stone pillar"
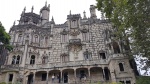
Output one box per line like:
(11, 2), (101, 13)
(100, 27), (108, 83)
(102, 68), (105, 81)
(88, 68), (91, 80)
(46, 71), (49, 84)
(21, 39), (29, 67)
(33, 73), (35, 84)
(60, 71), (63, 83)
(74, 69), (76, 83)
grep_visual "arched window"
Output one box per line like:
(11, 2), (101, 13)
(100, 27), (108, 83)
(34, 35), (38, 43)
(45, 37), (48, 46)
(83, 49), (92, 60)
(30, 55), (35, 64)
(11, 56), (16, 64)
(16, 55), (20, 64)
(42, 56), (47, 64)
(61, 53), (69, 62)
(17, 34), (22, 42)
(119, 63), (124, 71)
(113, 42), (120, 54)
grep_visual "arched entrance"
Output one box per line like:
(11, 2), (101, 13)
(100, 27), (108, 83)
(90, 67), (103, 82)
(49, 70), (61, 83)
(27, 72), (34, 84)
(76, 68), (88, 81)
(62, 69), (74, 83)
(35, 71), (47, 84)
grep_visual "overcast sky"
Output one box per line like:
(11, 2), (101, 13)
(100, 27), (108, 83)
(0, 0), (101, 32)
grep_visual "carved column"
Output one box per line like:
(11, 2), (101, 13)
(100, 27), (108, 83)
(102, 68), (105, 81)
(60, 70), (63, 83)
(33, 72), (35, 84)
(46, 71), (49, 84)
(74, 69), (77, 83)
(88, 68), (91, 80)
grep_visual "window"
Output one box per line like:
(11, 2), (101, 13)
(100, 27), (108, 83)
(34, 35), (38, 43)
(16, 55), (20, 64)
(113, 42), (120, 54)
(45, 37), (48, 47)
(11, 56), (16, 64)
(80, 70), (85, 79)
(99, 53), (106, 59)
(61, 55), (69, 62)
(82, 33), (88, 41)
(41, 73), (47, 81)
(30, 55), (35, 64)
(61, 35), (67, 43)
(83, 49), (92, 60)
(17, 34), (22, 42)
(42, 56), (48, 64)
(119, 63), (124, 71)
(9, 74), (13, 82)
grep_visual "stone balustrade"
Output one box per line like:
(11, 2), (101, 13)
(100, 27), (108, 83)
(34, 59), (110, 69)
(1, 59), (110, 70)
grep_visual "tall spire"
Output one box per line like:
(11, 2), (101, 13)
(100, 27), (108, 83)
(31, 6), (34, 13)
(45, 1), (47, 7)
(83, 10), (87, 19)
(24, 6), (26, 13)
(48, 4), (50, 8)
(13, 21), (16, 26)
(70, 10), (71, 15)
(51, 16), (55, 24)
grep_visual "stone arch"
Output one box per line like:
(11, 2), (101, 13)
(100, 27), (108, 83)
(90, 67), (103, 81)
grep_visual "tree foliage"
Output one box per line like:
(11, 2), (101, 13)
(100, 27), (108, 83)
(0, 22), (12, 51)
(96, 0), (150, 67)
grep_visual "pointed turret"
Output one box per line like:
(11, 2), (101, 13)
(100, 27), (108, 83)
(83, 10), (87, 19)
(89, 5), (97, 19)
(40, 1), (50, 25)
(31, 6), (34, 13)
(51, 16), (55, 24)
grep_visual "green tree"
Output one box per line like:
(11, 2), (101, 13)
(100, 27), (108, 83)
(0, 22), (12, 51)
(96, 0), (150, 70)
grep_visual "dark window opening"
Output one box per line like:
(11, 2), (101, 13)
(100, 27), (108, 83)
(80, 70), (86, 80)
(11, 56), (16, 64)
(27, 74), (33, 84)
(64, 72), (68, 83)
(113, 42), (120, 54)
(100, 53), (106, 59)
(9, 74), (13, 82)
(119, 63), (124, 71)
(126, 80), (131, 84)
(30, 55), (35, 64)
(16, 55), (20, 64)
(104, 68), (110, 80)
(41, 73), (47, 81)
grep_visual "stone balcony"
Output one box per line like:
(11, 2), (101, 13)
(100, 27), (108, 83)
(69, 39), (82, 45)
(25, 59), (110, 70)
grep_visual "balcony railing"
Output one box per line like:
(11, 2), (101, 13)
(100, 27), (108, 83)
(35, 59), (110, 69)
(69, 39), (81, 45)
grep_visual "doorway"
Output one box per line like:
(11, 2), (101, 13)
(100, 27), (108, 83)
(63, 72), (68, 83)
(27, 74), (33, 84)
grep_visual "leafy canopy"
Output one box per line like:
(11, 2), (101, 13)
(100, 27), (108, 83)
(96, 0), (150, 59)
(0, 22), (12, 51)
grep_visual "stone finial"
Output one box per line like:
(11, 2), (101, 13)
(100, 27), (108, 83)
(13, 21), (16, 26)
(24, 6), (26, 13)
(70, 10), (71, 15)
(48, 4), (50, 8)
(51, 16), (54, 21)
(31, 6), (34, 13)
(45, 1), (47, 7)
(83, 10), (87, 19)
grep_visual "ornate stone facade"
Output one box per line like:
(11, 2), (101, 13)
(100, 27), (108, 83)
(0, 2), (136, 84)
